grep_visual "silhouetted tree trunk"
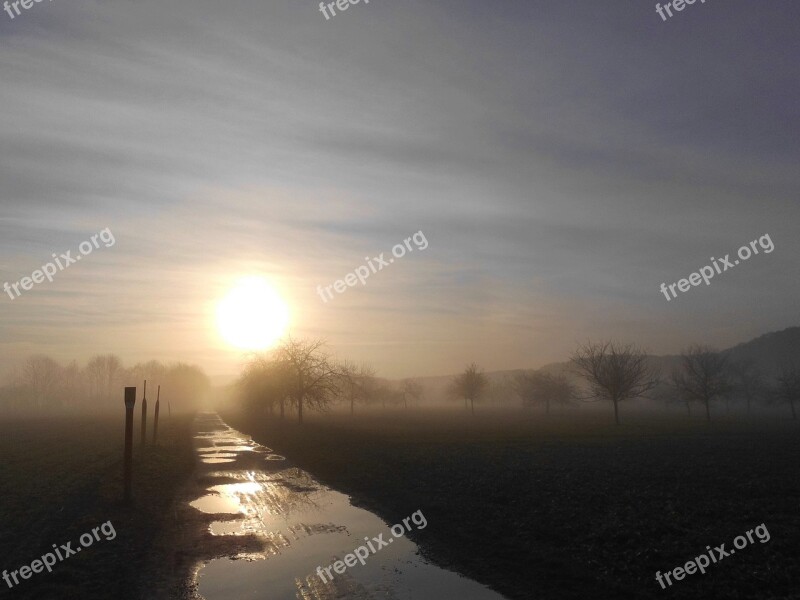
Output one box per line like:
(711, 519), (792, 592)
(774, 364), (800, 421)
(733, 358), (763, 417)
(452, 364), (488, 415)
(672, 345), (730, 424)
(339, 362), (376, 418)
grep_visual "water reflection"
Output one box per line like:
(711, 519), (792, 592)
(191, 413), (506, 600)
(191, 494), (243, 515)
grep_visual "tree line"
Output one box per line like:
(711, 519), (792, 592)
(236, 337), (800, 425)
(0, 354), (211, 414)
(237, 337), (424, 423)
(448, 342), (800, 424)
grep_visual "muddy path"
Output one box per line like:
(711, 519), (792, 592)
(180, 412), (506, 600)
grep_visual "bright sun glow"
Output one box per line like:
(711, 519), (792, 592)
(217, 277), (289, 350)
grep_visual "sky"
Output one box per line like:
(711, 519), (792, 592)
(1, 0), (798, 383)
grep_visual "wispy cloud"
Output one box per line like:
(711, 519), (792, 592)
(1, 0), (798, 379)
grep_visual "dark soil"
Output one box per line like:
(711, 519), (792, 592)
(223, 409), (800, 600)
(0, 413), (196, 600)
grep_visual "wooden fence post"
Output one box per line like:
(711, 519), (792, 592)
(153, 385), (161, 446)
(140, 380), (147, 447)
(123, 387), (136, 502)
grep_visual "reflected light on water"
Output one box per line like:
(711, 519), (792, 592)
(210, 481), (262, 495)
(190, 494), (243, 515)
(192, 414), (508, 600)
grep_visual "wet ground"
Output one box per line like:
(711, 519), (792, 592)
(189, 413), (506, 600)
(221, 410), (800, 600)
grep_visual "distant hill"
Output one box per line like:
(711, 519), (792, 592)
(403, 326), (800, 403)
(723, 326), (800, 376)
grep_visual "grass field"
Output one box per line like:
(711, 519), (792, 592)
(224, 408), (800, 600)
(0, 413), (196, 600)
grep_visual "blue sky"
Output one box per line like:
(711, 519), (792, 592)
(1, 0), (798, 381)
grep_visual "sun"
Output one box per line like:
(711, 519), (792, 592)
(217, 277), (289, 350)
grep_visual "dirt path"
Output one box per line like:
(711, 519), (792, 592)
(168, 412), (506, 600)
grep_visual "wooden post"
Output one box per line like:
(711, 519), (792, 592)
(141, 380), (148, 447)
(153, 385), (161, 446)
(124, 387), (136, 502)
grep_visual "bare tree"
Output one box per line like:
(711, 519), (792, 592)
(85, 355), (105, 400)
(278, 337), (341, 424)
(372, 381), (403, 409)
(21, 355), (61, 410)
(4, 354), (211, 415)
(667, 368), (692, 416)
(401, 378), (424, 409)
(239, 354), (291, 418)
(571, 341), (659, 425)
(488, 374), (515, 407)
(85, 354), (122, 401)
(774, 363), (800, 420)
(452, 363), (489, 415)
(672, 345), (732, 422)
(375, 382), (392, 410)
(515, 370), (574, 414)
(339, 362), (377, 415)
(61, 360), (85, 410)
(731, 358), (764, 416)
(127, 360), (166, 390)
(515, 371), (540, 411)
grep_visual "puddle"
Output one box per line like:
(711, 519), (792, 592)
(209, 482), (262, 495)
(190, 494), (243, 515)
(199, 452), (239, 458)
(210, 521), (246, 535)
(196, 446), (255, 453)
(189, 413), (507, 600)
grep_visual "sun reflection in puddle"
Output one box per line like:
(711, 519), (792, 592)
(209, 520), (246, 535)
(196, 446), (255, 453)
(193, 415), (508, 600)
(190, 494), (243, 514)
(209, 481), (262, 495)
(199, 452), (239, 458)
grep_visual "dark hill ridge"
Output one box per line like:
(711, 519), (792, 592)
(723, 326), (800, 375)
